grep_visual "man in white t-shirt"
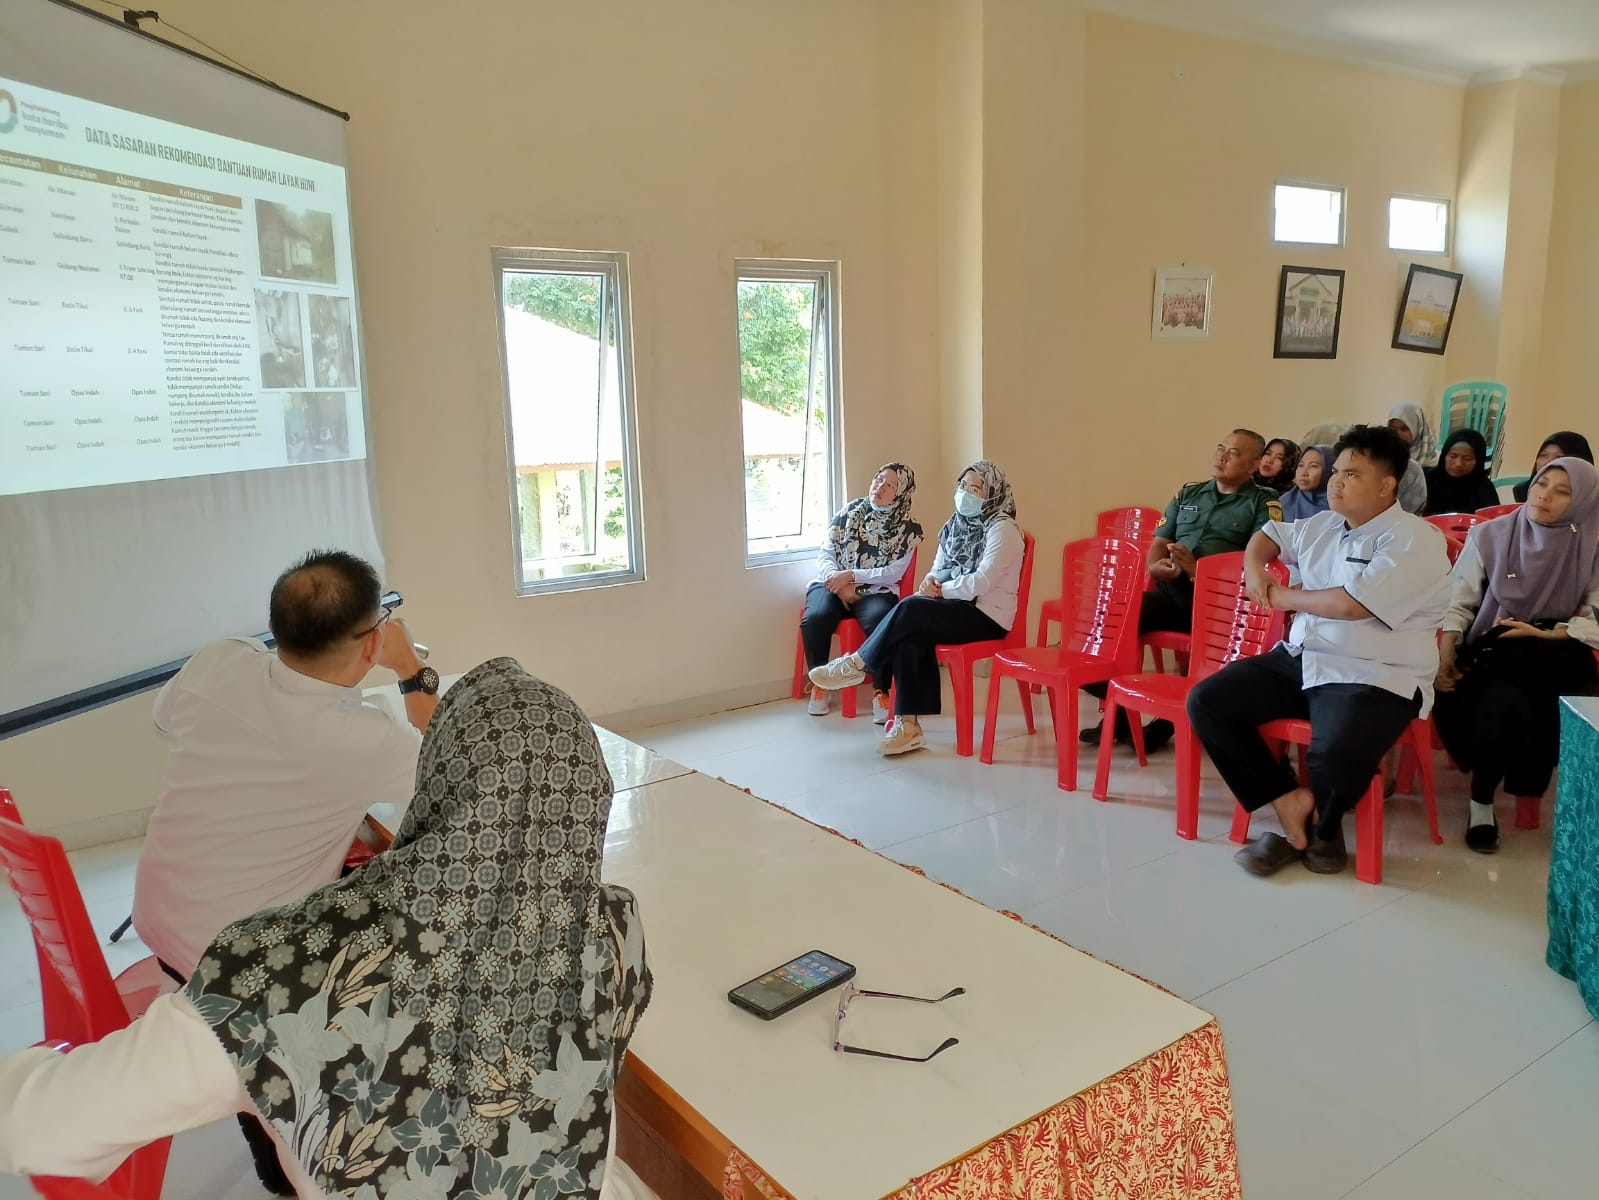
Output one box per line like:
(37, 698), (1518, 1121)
(133, 549), (439, 979)
(132, 549), (439, 1194)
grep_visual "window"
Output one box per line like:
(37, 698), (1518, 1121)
(1274, 183), (1345, 246)
(1388, 195), (1449, 253)
(493, 248), (643, 594)
(735, 260), (843, 562)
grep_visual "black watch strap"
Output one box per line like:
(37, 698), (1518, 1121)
(398, 666), (439, 695)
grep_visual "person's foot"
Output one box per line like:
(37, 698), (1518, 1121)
(807, 687), (831, 716)
(871, 692), (891, 725)
(1234, 832), (1304, 877)
(1303, 825), (1349, 874)
(1078, 710), (1133, 745)
(1141, 718), (1176, 754)
(877, 718), (926, 756)
(1270, 787), (1316, 851)
(1466, 818), (1500, 854)
(809, 653), (866, 691)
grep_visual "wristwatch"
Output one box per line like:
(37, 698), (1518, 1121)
(398, 665), (440, 696)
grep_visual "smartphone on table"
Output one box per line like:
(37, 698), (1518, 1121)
(727, 950), (856, 1021)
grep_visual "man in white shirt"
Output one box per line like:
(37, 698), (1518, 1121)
(1186, 425), (1452, 877)
(131, 549), (438, 1192)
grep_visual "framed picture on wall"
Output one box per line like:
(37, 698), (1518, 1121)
(1273, 266), (1345, 359)
(1151, 267), (1214, 341)
(1392, 263), (1463, 354)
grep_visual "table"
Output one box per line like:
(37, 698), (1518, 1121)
(604, 770), (1240, 1200)
(1547, 695), (1599, 1020)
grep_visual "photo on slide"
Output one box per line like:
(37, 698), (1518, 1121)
(308, 295), (357, 388)
(282, 392), (350, 464)
(254, 288), (306, 389)
(255, 199), (338, 284)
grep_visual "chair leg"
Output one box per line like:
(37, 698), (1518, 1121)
(1355, 777), (1384, 885)
(1229, 803), (1251, 843)
(1016, 678), (1036, 735)
(1175, 725), (1200, 840)
(1030, 616), (1057, 693)
(951, 662), (977, 758)
(1295, 745), (1309, 788)
(1092, 696), (1118, 802)
(1515, 795), (1541, 830)
(1053, 686), (1080, 792)
(979, 667), (1004, 764)
(1409, 722), (1442, 845)
(792, 631), (808, 701)
(1127, 707), (1148, 768)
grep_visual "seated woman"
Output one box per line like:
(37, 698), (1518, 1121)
(1433, 459), (1599, 852)
(1277, 443), (1331, 521)
(0, 659), (655, 1200)
(809, 461), (1022, 757)
(1512, 431), (1594, 502)
(800, 462), (922, 721)
(1253, 438), (1300, 495)
(1379, 404), (1435, 514)
(1425, 429), (1501, 515)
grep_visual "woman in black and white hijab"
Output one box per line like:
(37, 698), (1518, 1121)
(0, 659), (654, 1200)
(800, 462), (923, 722)
(809, 460), (1024, 756)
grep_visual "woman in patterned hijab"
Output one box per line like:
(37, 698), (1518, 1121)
(800, 463), (923, 722)
(809, 459), (1024, 756)
(0, 659), (651, 1200)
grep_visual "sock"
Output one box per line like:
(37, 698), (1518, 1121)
(900, 715), (920, 730)
(1470, 800), (1496, 828)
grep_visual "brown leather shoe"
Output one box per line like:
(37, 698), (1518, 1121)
(1234, 832), (1304, 877)
(1303, 827), (1349, 874)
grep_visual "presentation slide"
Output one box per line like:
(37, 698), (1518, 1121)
(0, 76), (367, 498)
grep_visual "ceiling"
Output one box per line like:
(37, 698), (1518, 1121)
(1092, 0), (1599, 82)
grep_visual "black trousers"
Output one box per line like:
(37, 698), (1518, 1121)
(161, 959), (291, 1192)
(856, 596), (1005, 717)
(1084, 576), (1195, 701)
(800, 584), (899, 686)
(1186, 646), (1420, 842)
(1433, 637), (1599, 806)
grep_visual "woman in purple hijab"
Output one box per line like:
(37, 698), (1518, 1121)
(1433, 458), (1599, 852)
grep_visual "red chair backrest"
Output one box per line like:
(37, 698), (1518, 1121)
(1477, 502), (1522, 521)
(1005, 532), (1037, 648)
(1096, 507), (1163, 541)
(1058, 537), (1146, 672)
(1187, 552), (1287, 681)
(1426, 513), (1486, 538)
(0, 789), (131, 1047)
(897, 546), (920, 600)
(1444, 534), (1465, 565)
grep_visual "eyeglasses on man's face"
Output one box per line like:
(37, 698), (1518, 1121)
(832, 982), (965, 1063)
(352, 607), (392, 640)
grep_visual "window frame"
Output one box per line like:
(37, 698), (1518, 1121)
(491, 246), (646, 597)
(1387, 193), (1451, 255)
(1272, 180), (1347, 248)
(733, 258), (845, 567)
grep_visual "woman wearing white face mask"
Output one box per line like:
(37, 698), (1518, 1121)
(800, 463), (923, 720)
(809, 461), (1023, 756)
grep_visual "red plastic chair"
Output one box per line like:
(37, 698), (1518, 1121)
(936, 532), (1037, 757)
(1227, 720), (1443, 885)
(1426, 513), (1487, 539)
(0, 788), (174, 1199)
(1443, 534), (1465, 565)
(978, 537), (1144, 789)
(791, 548), (919, 719)
(1034, 508), (1160, 653)
(1477, 502), (1522, 521)
(1091, 553), (1286, 838)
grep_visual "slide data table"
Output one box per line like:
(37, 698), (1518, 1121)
(1547, 696), (1599, 1021)
(606, 769), (1241, 1200)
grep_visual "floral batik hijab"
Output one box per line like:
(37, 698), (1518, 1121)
(827, 462), (923, 572)
(938, 459), (1018, 576)
(185, 658), (650, 1200)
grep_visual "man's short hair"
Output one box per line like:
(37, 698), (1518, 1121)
(1232, 428), (1267, 458)
(269, 550), (383, 658)
(1332, 424), (1409, 482)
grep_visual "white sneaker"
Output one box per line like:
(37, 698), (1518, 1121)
(807, 688), (830, 716)
(809, 653), (866, 691)
(877, 719), (926, 756)
(871, 694), (890, 725)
